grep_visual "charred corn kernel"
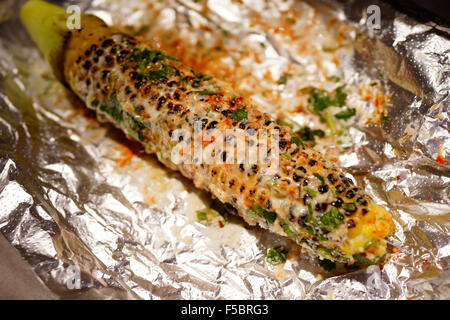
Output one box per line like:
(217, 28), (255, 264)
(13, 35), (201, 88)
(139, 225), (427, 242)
(21, 0), (396, 264)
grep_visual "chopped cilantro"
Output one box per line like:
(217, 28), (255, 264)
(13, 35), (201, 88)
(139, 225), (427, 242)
(307, 85), (347, 115)
(282, 220), (299, 238)
(100, 93), (123, 123)
(195, 90), (217, 95)
(305, 205), (320, 228)
(320, 207), (344, 231)
(303, 225), (316, 236)
(343, 203), (356, 212)
(291, 136), (303, 146)
(130, 48), (178, 65)
(250, 202), (262, 216)
(266, 246), (287, 265)
(295, 126), (325, 143)
(334, 85), (347, 107)
(334, 108), (356, 121)
(307, 88), (333, 114)
(304, 187), (317, 197)
(323, 110), (337, 135)
(123, 110), (146, 141)
(251, 200), (277, 224)
(354, 254), (376, 265)
(276, 119), (294, 129)
(381, 115), (391, 123)
(307, 202), (314, 215)
(129, 48), (179, 82)
(229, 108), (248, 120)
(263, 210), (277, 224)
(313, 173), (325, 185)
(148, 64), (176, 81)
(277, 73), (293, 85)
(191, 68), (212, 81)
(304, 208), (319, 235)
(196, 211), (207, 221)
(281, 152), (291, 161)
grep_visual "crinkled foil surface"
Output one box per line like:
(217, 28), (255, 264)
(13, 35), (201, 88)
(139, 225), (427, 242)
(0, 0), (449, 299)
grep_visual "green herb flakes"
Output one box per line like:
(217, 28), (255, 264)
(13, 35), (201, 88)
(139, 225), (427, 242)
(100, 93), (123, 123)
(307, 85), (347, 115)
(334, 108), (356, 121)
(307, 88), (333, 114)
(195, 90), (217, 95)
(381, 115), (391, 123)
(229, 108), (248, 120)
(334, 85), (347, 107)
(353, 254), (376, 265)
(342, 203), (356, 212)
(282, 220), (299, 238)
(313, 173), (325, 185)
(263, 210), (277, 224)
(320, 207), (344, 231)
(304, 187), (317, 197)
(281, 152), (291, 161)
(148, 64), (176, 81)
(191, 68), (212, 81)
(276, 119), (294, 129)
(251, 200), (277, 224)
(130, 48), (178, 65)
(266, 246), (287, 265)
(291, 136), (303, 146)
(294, 126), (325, 143)
(196, 211), (207, 221)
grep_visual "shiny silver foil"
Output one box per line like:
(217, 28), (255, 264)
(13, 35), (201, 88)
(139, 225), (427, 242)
(0, 0), (449, 299)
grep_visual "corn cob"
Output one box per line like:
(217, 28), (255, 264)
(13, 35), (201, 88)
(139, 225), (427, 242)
(20, 0), (395, 265)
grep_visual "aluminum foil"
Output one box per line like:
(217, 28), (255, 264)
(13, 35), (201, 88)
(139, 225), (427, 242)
(0, 0), (449, 299)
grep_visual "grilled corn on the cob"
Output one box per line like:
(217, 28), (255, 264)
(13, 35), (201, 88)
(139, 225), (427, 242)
(20, 0), (395, 265)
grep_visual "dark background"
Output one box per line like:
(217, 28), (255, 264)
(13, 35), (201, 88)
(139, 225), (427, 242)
(385, 0), (450, 26)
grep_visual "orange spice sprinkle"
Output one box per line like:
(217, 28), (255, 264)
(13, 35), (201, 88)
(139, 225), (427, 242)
(113, 145), (135, 168)
(436, 144), (446, 165)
